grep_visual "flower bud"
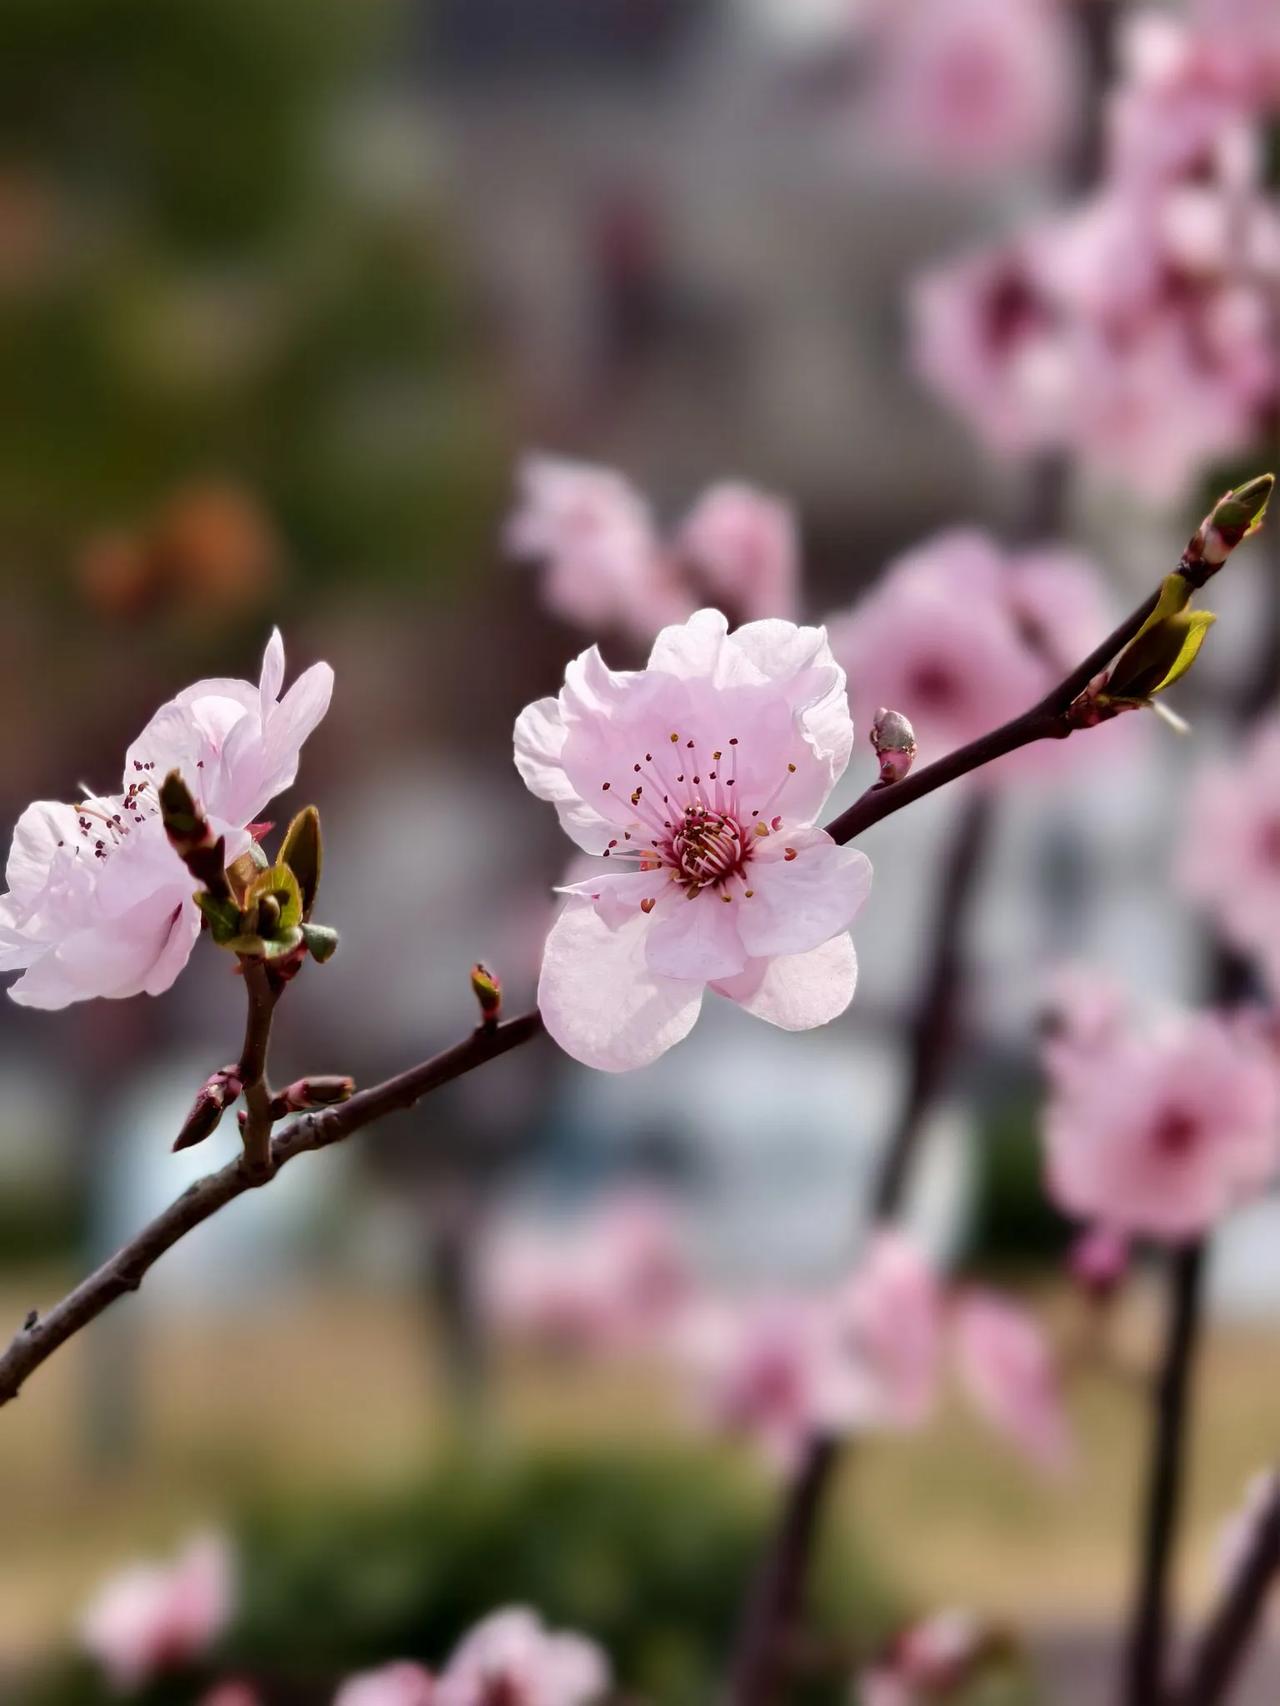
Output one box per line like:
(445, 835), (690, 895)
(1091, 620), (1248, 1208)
(1181, 472), (1274, 586)
(160, 769), (232, 901)
(1091, 573), (1216, 714)
(301, 922), (339, 964)
(174, 1064), (243, 1151)
(269, 1075), (355, 1117)
(869, 707), (918, 785)
(1068, 1225), (1129, 1301)
(471, 962), (503, 1027)
(280, 806), (322, 921)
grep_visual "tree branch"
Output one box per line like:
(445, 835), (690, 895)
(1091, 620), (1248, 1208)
(1173, 1470), (1280, 1706)
(236, 958), (280, 1179)
(1121, 1242), (1207, 1706)
(0, 1009), (543, 1408)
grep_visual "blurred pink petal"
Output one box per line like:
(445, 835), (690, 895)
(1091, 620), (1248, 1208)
(951, 1290), (1072, 1474)
(80, 1533), (234, 1692)
(334, 1663), (435, 1706)
(436, 1608), (609, 1706)
(677, 482), (800, 623)
(833, 1229), (943, 1429)
(515, 610), (870, 1070)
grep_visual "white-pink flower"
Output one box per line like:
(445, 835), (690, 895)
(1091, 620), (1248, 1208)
(80, 1532), (234, 1692)
(0, 630), (332, 1009)
(826, 531), (1114, 770)
(1180, 716), (1280, 995)
(859, 0), (1078, 179)
(951, 1290), (1072, 1475)
(1041, 993), (1280, 1241)
(482, 1191), (692, 1353)
(514, 609), (871, 1070)
(435, 1608), (609, 1706)
(334, 1662), (436, 1706)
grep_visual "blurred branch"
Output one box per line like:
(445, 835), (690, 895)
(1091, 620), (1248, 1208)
(1173, 1470), (1280, 1706)
(0, 1009), (543, 1409)
(1121, 1242), (1207, 1706)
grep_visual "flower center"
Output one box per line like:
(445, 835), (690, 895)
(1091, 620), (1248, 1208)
(1151, 1106), (1202, 1158)
(596, 730), (799, 904)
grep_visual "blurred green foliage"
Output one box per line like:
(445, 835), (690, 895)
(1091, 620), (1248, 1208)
(24, 1445), (900, 1705)
(0, 0), (507, 604)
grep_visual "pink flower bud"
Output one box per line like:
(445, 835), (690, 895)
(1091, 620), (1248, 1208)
(269, 1075), (355, 1118)
(1068, 1226), (1130, 1300)
(174, 1065), (243, 1151)
(869, 707), (918, 785)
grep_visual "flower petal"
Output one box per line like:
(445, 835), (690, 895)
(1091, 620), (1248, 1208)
(539, 901), (703, 1071)
(711, 933), (858, 1030)
(513, 694), (615, 854)
(736, 831), (872, 959)
(258, 627), (286, 720)
(645, 891), (748, 982)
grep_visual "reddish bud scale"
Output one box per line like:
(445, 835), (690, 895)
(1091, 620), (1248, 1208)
(471, 962), (503, 1026)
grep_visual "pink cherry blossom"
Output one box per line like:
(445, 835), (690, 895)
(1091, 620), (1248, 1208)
(860, 0), (1079, 179)
(482, 1191), (692, 1353)
(826, 531), (1114, 770)
(514, 609), (871, 1070)
(951, 1290), (1072, 1474)
(80, 1532), (234, 1692)
(677, 1291), (868, 1471)
(677, 482), (800, 624)
(334, 1663), (436, 1706)
(0, 630), (332, 1009)
(506, 455), (686, 643)
(1180, 716), (1280, 994)
(1041, 992), (1280, 1240)
(832, 1229), (943, 1429)
(435, 1608), (609, 1706)
(1190, 0), (1280, 113)
(1068, 1225), (1131, 1299)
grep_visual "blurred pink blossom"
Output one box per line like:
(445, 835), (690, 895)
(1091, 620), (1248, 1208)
(507, 457), (800, 641)
(198, 1687), (260, 1706)
(951, 1290), (1073, 1474)
(1216, 1468), (1280, 1596)
(677, 482), (799, 624)
(832, 1229), (943, 1429)
(80, 1533), (233, 1692)
(482, 1191), (692, 1353)
(435, 1608), (609, 1706)
(334, 1663), (436, 1706)
(1180, 717), (1280, 993)
(514, 609), (871, 1070)
(859, 0), (1078, 178)
(1190, 0), (1280, 112)
(1042, 992), (1280, 1240)
(0, 629), (332, 1009)
(826, 531), (1115, 770)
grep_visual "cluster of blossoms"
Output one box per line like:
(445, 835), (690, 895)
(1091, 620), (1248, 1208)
(913, 7), (1280, 501)
(506, 455), (799, 643)
(80, 1534), (608, 1706)
(487, 1211), (1070, 1479)
(514, 608), (872, 1070)
(0, 631), (332, 1009)
(1040, 972), (1280, 1242)
(826, 529), (1118, 768)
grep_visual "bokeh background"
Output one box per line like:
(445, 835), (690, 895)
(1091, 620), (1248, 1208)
(1, 2), (1278, 1702)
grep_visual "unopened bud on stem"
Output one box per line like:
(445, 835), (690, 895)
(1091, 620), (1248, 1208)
(160, 770), (232, 902)
(269, 1075), (355, 1118)
(1181, 472), (1274, 586)
(869, 707), (918, 786)
(174, 1064), (243, 1151)
(471, 962), (503, 1027)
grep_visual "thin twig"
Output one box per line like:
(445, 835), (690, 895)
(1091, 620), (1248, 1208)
(0, 1010), (543, 1408)
(1173, 1470), (1280, 1706)
(237, 958), (280, 1179)
(1121, 1242), (1208, 1706)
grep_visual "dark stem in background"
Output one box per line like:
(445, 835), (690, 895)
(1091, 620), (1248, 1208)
(1172, 1470), (1280, 1706)
(1121, 1242), (1207, 1706)
(726, 791), (998, 1706)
